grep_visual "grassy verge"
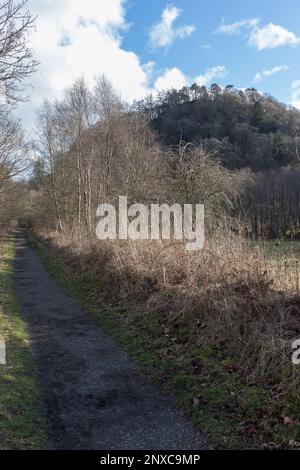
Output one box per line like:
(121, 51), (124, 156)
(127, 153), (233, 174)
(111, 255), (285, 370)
(0, 235), (45, 449)
(31, 235), (300, 450)
(252, 240), (300, 259)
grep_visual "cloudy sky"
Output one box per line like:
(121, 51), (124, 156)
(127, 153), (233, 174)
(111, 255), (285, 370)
(16, 0), (300, 130)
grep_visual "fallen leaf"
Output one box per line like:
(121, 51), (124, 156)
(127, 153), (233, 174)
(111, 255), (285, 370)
(283, 416), (295, 425)
(193, 397), (200, 406)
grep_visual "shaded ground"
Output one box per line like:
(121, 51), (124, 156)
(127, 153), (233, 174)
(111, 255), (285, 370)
(14, 231), (205, 450)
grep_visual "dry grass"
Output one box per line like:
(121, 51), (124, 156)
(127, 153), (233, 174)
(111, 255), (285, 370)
(37, 228), (300, 387)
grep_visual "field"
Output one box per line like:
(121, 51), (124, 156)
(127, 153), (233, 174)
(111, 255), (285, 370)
(253, 240), (300, 259)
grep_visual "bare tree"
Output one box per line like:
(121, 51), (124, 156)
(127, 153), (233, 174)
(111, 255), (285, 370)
(64, 78), (93, 230)
(35, 100), (66, 231)
(93, 76), (124, 203)
(0, 0), (38, 103)
(36, 79), (95, 232)
(0, 107), (28, 189)
(0, 0), (37, 227)
(93, 75), (124, 119)
(34, 76), (168, 234)
(171, 143), (249, 227)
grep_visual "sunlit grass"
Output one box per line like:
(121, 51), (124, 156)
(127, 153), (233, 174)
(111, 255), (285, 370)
(0, 236), (45, 449)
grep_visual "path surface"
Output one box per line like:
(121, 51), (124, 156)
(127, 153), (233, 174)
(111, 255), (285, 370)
(14, 233), (206, 450)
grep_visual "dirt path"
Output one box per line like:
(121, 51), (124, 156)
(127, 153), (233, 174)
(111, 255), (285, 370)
(14, 233), (206, 450)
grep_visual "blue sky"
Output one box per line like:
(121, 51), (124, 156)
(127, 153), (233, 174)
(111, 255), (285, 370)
(16, 0), (300, 129)
(123, 0), (300, 103)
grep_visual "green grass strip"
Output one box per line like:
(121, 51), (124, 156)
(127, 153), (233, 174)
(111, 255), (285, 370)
(0, 236), (46, 450)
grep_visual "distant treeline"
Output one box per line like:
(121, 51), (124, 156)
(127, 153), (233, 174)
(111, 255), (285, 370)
(134, 84), (300, 238)
(134, 84), (300, 171)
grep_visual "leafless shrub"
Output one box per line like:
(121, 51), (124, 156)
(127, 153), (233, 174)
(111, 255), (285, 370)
(31, 76), (300, 385)
(37, 227), (300, 383)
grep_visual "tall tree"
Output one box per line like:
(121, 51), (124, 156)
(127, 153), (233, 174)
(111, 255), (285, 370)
(0, 0), (38, 103)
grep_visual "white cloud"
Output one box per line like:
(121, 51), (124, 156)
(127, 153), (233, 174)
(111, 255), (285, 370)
(249, 23), (300, 50)
(199, 44), (212, 50)
(14, 0), (224, 132)
(16, 0), (153, 129)
(215, 18), (259, 35)
(154, 67), (188, 91)
(153, 64), (229, 92)
(217, 17), (300, 50)
(196, 66), (228, 87)
(291, 80), (300, 109)
(149, 5), (196, 49)
(253, 65), (289, 83)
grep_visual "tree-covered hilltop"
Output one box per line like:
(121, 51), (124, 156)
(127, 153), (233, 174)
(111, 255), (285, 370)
(133, 84), (300, 171)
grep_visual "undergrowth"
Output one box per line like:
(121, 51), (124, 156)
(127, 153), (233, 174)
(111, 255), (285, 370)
(30, 231), (300, 449)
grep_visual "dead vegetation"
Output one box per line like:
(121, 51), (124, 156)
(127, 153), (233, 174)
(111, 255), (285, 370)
(36, 227), (300, 386)
(27, 76), (300, 447)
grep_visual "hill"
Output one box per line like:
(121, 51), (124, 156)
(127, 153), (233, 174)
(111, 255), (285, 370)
(134, 84), (300, 171)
